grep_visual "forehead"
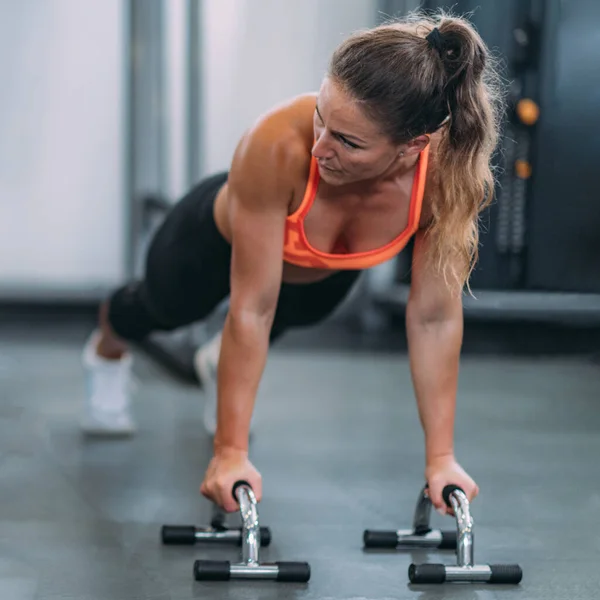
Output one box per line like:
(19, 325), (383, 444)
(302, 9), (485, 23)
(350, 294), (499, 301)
(317, 78), (381, 137)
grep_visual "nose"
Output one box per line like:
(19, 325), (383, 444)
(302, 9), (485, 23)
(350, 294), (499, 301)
(312, 132), (335, 160)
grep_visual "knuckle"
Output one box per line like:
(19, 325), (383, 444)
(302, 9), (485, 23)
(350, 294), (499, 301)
(216, 478), (229, 491)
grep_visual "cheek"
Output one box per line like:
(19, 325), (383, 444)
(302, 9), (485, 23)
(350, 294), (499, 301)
(344, 151), (382, 173)
(364, 149), (398, 172)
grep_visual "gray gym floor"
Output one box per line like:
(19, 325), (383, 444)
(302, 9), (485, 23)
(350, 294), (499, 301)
(0, 314), (599, 599)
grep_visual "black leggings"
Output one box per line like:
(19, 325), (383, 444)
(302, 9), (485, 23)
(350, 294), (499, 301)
(108, 172), (361, 342)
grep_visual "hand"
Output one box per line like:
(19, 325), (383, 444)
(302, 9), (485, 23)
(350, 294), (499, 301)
(425, 455), (479, 516)
(200, 447), (262, 512)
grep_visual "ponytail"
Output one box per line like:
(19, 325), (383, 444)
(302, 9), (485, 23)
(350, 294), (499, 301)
(425, 15), (505, 294)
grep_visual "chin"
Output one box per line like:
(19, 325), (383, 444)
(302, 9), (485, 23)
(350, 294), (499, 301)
(318, 164), (346, 184)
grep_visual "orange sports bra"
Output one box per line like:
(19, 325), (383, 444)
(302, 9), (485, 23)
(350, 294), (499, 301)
(283, 144), (430, 270)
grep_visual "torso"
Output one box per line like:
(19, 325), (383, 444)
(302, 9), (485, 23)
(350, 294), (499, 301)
(213, 94), (438, 284)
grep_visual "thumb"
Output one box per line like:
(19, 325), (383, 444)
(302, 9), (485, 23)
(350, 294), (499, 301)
(251, 476), (263, 503)
(221, 487), (240, 513)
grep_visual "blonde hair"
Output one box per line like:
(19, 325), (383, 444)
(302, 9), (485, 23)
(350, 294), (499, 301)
(329, 10), (506, 294)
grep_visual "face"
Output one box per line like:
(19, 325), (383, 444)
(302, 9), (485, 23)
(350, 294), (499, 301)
(312, 77), (404, 185)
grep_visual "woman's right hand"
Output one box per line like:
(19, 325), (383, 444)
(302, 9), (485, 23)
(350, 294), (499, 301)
(200, 447), (263, 512)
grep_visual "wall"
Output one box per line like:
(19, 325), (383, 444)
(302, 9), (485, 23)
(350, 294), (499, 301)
(0, 0), (378, 299)
(0, 0), (127, 298)
(201, 0), (378, 175)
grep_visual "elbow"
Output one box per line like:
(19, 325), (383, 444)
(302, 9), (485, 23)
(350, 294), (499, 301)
(227, 301), (277, 339)
(406, 296), (463, 328)
(227, 280), (281, 341)
(225, 310), (274, 352)
(228, 307), (275, 331)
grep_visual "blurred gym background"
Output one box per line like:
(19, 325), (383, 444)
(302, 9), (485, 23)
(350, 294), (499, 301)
(1, 0), (599, 377)
(1, 3), (599, 599)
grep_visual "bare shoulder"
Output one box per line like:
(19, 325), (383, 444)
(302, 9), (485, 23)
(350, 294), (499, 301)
(228, 93), (317, 210)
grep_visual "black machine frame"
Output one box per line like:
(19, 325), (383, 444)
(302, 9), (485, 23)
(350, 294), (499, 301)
(375, 0), (600, 324)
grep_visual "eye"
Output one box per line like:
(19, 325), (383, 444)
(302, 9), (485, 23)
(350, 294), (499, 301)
(338, 135), (361, 150)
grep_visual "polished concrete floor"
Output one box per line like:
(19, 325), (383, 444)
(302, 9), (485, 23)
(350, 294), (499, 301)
(0, 315), (599, 599)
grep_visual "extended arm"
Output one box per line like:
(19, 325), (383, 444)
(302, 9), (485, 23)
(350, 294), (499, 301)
(215, 129), (303, 454)
(200, 120), (308, 511)
(406, 228), (478, 512)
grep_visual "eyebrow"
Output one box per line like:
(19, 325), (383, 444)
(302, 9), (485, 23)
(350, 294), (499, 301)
(315, 103), (367, 145)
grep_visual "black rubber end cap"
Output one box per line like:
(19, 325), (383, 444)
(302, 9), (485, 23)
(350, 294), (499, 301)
(260, 526), (272, 547)
(276, 561), (311, 583)
(363, 530), (398, 548)
(194, 560), (231, 581)
(408, 563), (446, 584)
(442, 484), (465, 508)
(438, 529), (457, 550)
(231, 480), (252, 501)
(489, 564), (523, 584)
(161, 525), (196, 545)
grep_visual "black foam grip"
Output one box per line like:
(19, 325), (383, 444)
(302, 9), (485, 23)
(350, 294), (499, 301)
(489, 564), (523, 584)
(161, 525), (196, 545)
(363, 530), (398, 548)
(442, 484), (465, 508)
(194, 560), (231, 581)
(276, 562), (311, 583)
(232, 480), (252, 502)
(260, 527), (272, 547)
(438, 529), (457, 550)
(408, 563), (446, 584)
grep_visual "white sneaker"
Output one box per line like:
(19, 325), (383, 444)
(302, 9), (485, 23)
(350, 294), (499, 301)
(80, 331), (136, 436)
(193, 331), (222, 436)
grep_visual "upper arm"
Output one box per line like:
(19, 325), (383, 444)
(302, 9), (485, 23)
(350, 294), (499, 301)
(227, 122), (305, 321)
(407, 227), (463, 323)
(410, 140), (463, 322)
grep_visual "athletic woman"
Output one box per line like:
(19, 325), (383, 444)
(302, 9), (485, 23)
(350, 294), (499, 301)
(81, 11), (503, 515)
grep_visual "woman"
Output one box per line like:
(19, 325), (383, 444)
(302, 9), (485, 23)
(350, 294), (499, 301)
(82, 11), (504, 515)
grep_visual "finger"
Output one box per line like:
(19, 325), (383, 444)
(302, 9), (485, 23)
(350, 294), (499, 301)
(222, 499), (239, 513)
(252, 477), (263, 503)
(460, 483), (475, 503)
(219, 482), (241, 513)
(200, 482), (210, 499)
(428, 482), (446, 514)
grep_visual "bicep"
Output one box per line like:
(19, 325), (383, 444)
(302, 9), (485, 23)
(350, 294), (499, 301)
(228, 189), (287, 318)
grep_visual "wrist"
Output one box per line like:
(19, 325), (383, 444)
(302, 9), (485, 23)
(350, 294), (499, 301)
(425, 450), (455, 468)
(424, 427), (454, 466)
(214, 420), (251, 455)
(213, 439), (249, 458)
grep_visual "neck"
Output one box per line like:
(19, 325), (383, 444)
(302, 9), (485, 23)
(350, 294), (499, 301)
(381, 151), (421, 181)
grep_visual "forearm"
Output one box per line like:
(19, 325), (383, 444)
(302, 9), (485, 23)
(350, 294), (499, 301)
(406, 308), (463, 463)
(213, 310), (272, 454)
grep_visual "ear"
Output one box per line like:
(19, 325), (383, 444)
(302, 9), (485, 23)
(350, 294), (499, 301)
(401, 134), (430, 156)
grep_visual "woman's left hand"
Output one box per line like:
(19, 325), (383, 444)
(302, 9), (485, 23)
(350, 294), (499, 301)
(425, 455), (479, 516)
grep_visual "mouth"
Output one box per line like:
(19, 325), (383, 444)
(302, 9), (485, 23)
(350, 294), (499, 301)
(318, 162), (339, 173)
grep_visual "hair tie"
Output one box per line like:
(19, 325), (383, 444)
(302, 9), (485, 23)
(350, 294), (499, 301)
(426, 27), (445, 55)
